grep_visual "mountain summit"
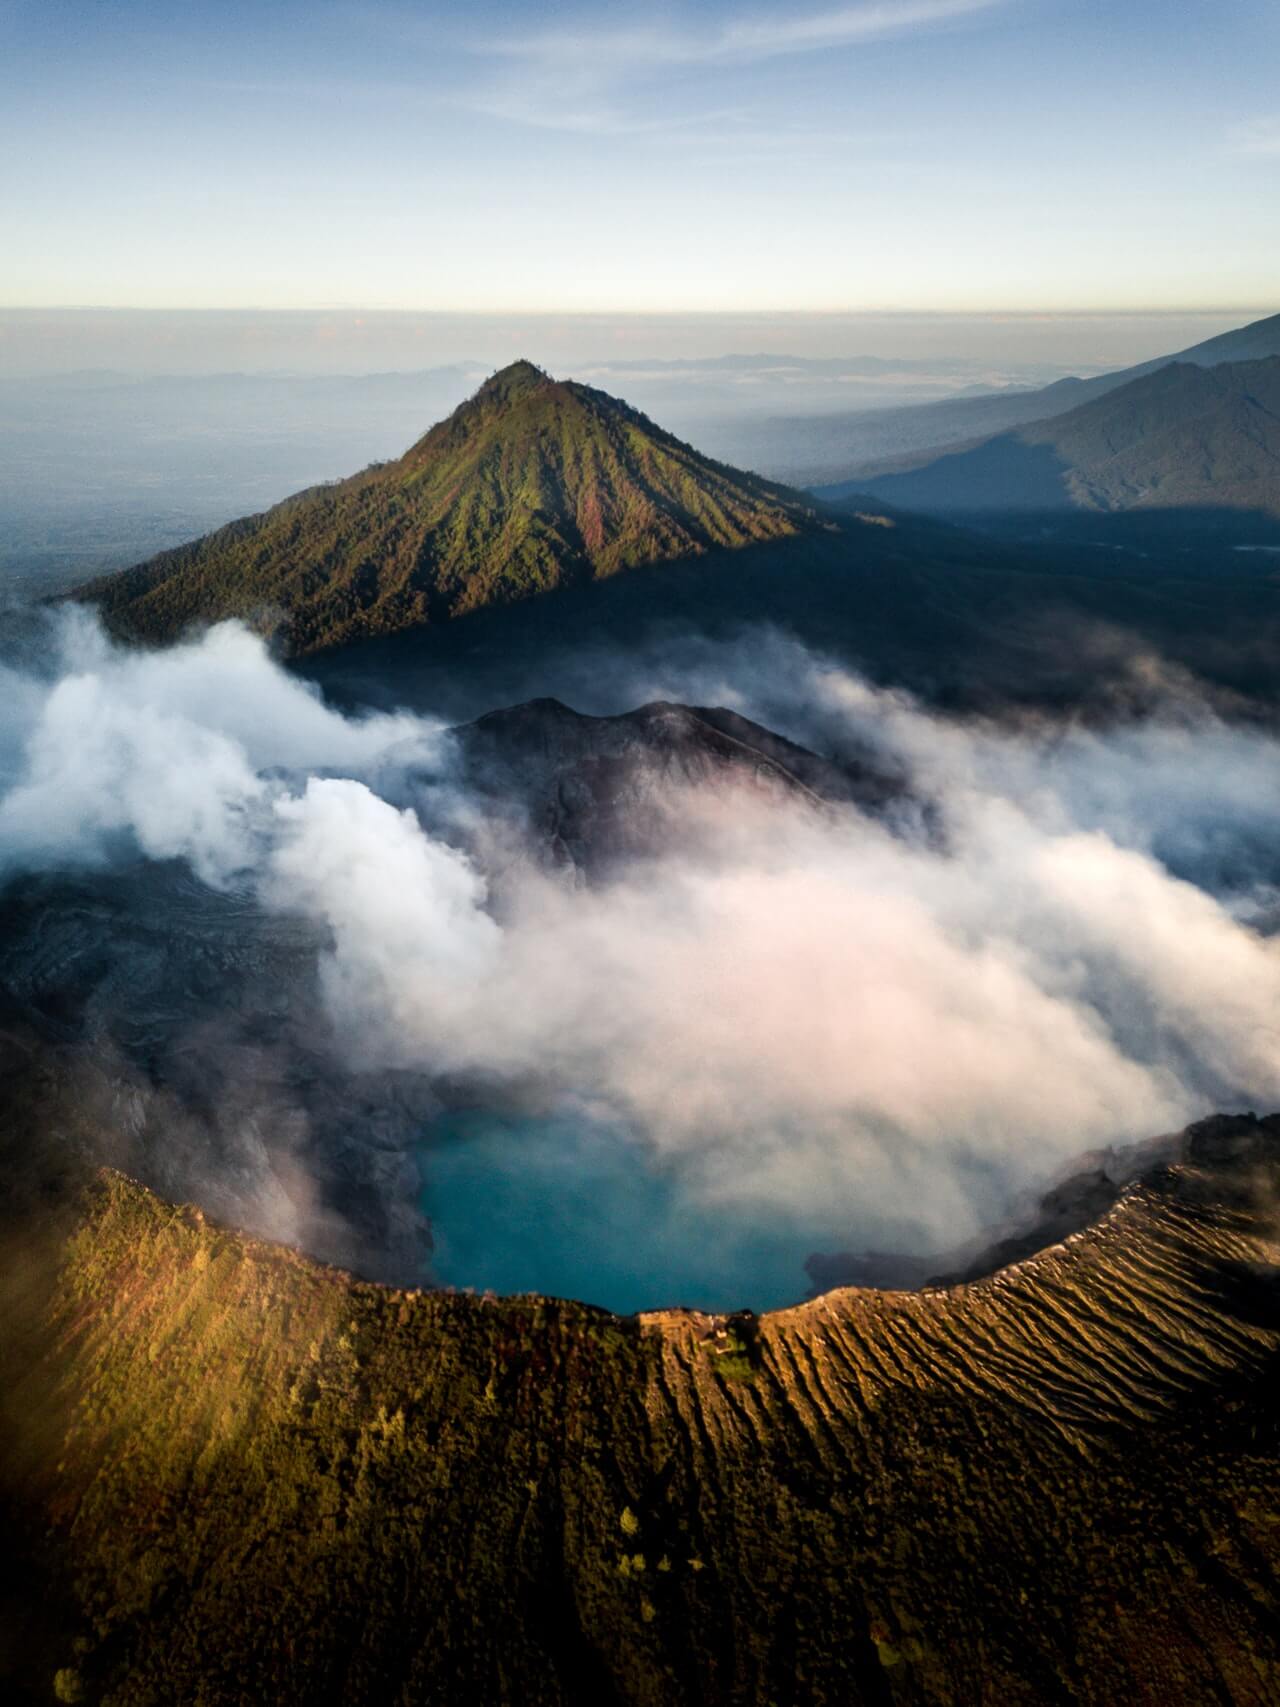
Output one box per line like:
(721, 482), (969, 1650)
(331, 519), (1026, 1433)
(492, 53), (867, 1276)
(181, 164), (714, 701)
(81, 362), (822, 654)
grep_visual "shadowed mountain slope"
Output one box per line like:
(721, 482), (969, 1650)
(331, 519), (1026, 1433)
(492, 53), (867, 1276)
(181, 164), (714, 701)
(302, 513), (1280, 729)
(1, 1114), (1278, 1703)
(78, 362), (825, 655)
(799, 309), (1280, 491)
(847, 356), (1280, 519)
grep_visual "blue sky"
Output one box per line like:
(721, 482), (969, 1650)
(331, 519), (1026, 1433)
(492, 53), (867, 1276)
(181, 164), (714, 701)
(3, 0), (1278, 312)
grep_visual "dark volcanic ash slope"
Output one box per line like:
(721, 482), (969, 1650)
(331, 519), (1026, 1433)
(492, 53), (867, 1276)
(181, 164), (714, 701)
(448, 696), (907, 874)
(77, 361), (826, 655)
(1, 1114), (1278, 1704)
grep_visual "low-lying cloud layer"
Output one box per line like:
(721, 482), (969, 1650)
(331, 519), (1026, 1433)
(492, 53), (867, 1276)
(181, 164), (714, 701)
(3, 610), (1280, 1287)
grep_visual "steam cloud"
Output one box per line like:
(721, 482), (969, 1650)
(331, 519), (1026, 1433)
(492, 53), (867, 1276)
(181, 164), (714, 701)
(3, 608), (1280, 1281)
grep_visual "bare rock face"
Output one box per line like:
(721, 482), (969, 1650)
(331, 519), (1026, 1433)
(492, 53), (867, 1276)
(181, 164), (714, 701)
(449, 696), (906, 874)
(1185, 1109), (1280, 1169)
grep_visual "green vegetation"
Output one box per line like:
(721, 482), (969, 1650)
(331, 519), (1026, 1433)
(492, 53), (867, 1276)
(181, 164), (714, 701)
(81, 361), (823, 655)
(1, 1117), (1278, 1703)
(706, 1320), (758, 1383)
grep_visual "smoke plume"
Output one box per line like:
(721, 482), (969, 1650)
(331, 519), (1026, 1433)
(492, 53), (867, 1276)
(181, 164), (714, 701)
(3, 609), (1280, 1300)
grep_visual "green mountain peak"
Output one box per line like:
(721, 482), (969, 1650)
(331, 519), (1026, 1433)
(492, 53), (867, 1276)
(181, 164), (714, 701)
(79, 367), (822, 655)
(475, 358), (550, 400)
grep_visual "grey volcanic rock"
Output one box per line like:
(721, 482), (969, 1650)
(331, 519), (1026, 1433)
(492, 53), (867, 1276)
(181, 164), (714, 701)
(449, 696), (905, 874)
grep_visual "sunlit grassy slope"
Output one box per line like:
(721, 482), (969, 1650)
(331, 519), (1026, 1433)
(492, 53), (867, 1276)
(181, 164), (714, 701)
(3, 1117), (1279, 1704)
(82, 362), (824, 655)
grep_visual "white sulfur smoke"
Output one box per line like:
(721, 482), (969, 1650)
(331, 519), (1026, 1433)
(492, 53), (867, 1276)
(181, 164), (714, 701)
(4, 610), (1280, 1253)
(0, 610), (443, 884)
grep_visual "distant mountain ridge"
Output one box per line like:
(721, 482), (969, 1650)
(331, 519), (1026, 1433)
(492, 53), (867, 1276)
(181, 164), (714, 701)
(802, 309), (1280, 491)
(844, 354), (1280, 519)
(80, 361), (824, 655)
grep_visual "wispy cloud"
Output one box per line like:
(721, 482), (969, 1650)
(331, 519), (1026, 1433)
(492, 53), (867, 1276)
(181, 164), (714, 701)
(1226, 115), (1280, 157)
(469, 0), (1009, 136)
(462, 86), (751, 139)
(493, 1), (1007, 71)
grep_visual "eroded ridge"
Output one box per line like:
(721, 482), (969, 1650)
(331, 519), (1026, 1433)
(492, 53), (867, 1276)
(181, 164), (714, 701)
(3, 1115), (1278, 1704)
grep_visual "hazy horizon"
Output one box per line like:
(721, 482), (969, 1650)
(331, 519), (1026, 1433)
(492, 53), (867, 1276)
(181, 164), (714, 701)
(0, 305), (1269, 379)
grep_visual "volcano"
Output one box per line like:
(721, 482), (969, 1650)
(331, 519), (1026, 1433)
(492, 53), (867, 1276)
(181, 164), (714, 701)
(80, 361), (826, 654)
